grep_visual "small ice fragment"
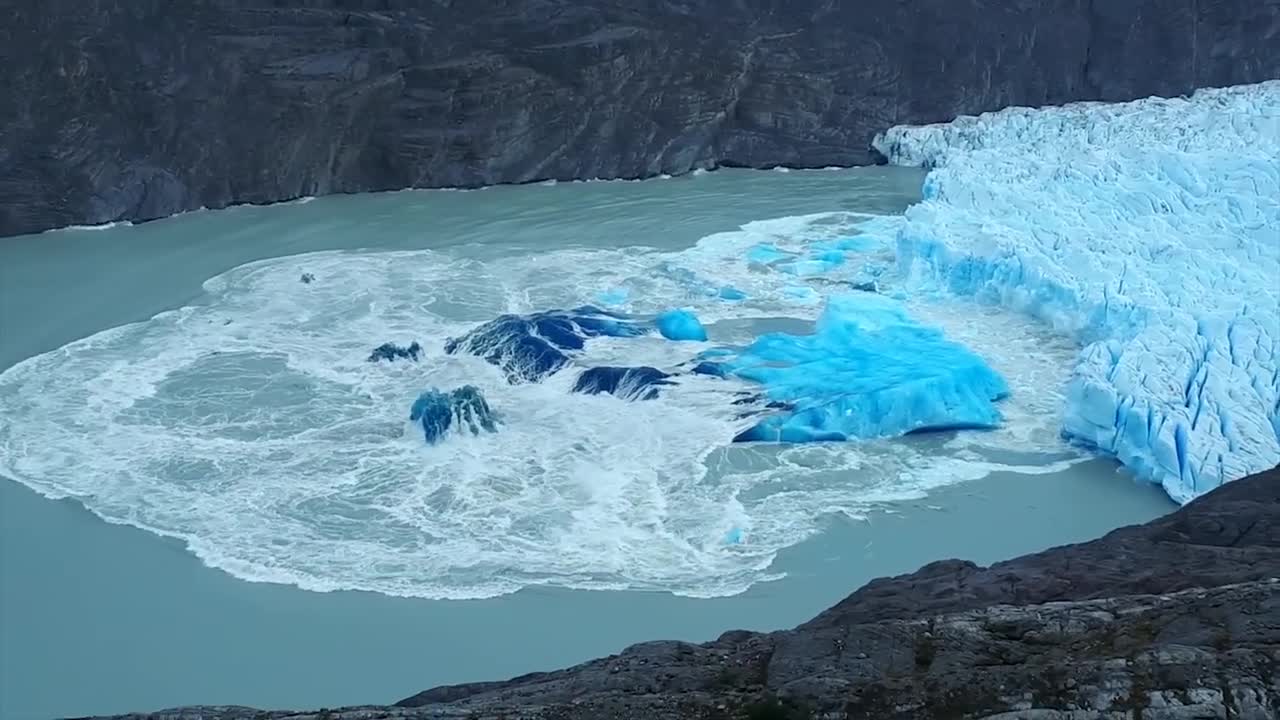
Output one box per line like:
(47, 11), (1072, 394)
(656, 309), (708, 341)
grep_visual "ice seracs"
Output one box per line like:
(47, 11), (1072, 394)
(874, 81), (1280, 503)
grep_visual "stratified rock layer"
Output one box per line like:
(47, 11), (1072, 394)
(4, 0), (1279, 236)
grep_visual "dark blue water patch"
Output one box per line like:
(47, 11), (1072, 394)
(369, 342), (422, 362)
(409, 386), (500, 444)
(444, 306), (648, 383)
(572, 366), (675, 401)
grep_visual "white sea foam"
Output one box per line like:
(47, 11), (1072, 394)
(0, 209), (1076, 599)
(49, 221), (136, 233)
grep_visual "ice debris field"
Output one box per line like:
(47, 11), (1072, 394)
(0, 81), (1275, 599)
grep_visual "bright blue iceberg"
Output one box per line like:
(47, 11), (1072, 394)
(656, 310), (708, 342)
(445, 306), (647, 383)
(409, 386), (500, 444)
(713, 295), (1008, 444)
(572, 366), (675, 401)
(874, 81), (1280, 503)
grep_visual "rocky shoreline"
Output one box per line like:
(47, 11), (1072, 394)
(6, 0), (1279, 237)
(91, 466), (1279, 720)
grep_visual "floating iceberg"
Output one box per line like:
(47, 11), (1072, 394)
(656, 309), (708, 341)
(710, 295), (1008, 444)
(368, 341), (422, 363)
(409, 386), (500, 444)
(874, 81), (1280, 503)
(444, 306), (646, 383)
(572, 366), (675, 401)
(747, 243), (794, 265)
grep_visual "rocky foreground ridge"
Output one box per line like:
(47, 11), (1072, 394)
(92, 466), (1280, 719)
(5, 0), (1280, 237)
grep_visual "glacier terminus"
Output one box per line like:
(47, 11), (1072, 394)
(875, 81), (1280, 504)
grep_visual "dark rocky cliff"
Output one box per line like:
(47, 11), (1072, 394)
(3, 0), (1279, 237)
(93, 466), (1280, 719)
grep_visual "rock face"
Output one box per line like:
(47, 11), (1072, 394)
(4, 0), (1279, 237)
(94, 466), (1280, 719)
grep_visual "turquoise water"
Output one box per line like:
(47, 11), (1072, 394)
(0, 168), (1175, 718)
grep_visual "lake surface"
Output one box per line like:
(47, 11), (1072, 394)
(0, 168), (1175, 718)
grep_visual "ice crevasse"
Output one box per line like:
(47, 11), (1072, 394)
(873, 81), (1280, 504)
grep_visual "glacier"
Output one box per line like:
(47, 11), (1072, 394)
(874, 81), (1280, 504)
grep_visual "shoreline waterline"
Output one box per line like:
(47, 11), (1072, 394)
(0, 166), (1176, 718)
(0, 460), (1173, 719)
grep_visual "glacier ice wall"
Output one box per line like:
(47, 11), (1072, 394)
(873, 82), (1280, 504)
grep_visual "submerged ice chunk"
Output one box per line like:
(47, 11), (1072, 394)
(368, 341), (422, 362)
(656, 309), (708, 342)
(718, 295), (1008, 444)
(572, 366), (675, 401)
(445, 306), (647, 383)
(782, 286), (821, 305)
(747, 244), (794, 265)
(409, 386), (500, 444)
(595, 288), (630, 306)
(875, 81), (1280, 502)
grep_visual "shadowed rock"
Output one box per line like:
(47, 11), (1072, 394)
(4, 0), (1278, 237)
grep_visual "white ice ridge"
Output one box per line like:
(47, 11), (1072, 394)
(873, 81), (1280, 504)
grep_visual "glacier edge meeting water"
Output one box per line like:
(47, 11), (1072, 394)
(2, 81), (1273, 603)
(875, 81), (1280, 504)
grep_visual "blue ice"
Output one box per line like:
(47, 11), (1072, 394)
(874, 81), (1280, 503)
(812, 236), (876, 253)
(747, 244), (794, 265)
(712, 295), (1008, 444)
(656, 310), (708, 342)
(573, 366), (675, 401)
(718, 286), (748, 301)
(368, 341), (422, 362)
(782, 286), (821, 305)
(409, 386), (500, 444)
(595, 288), (630, 306)
(445, 306), (647, 383)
